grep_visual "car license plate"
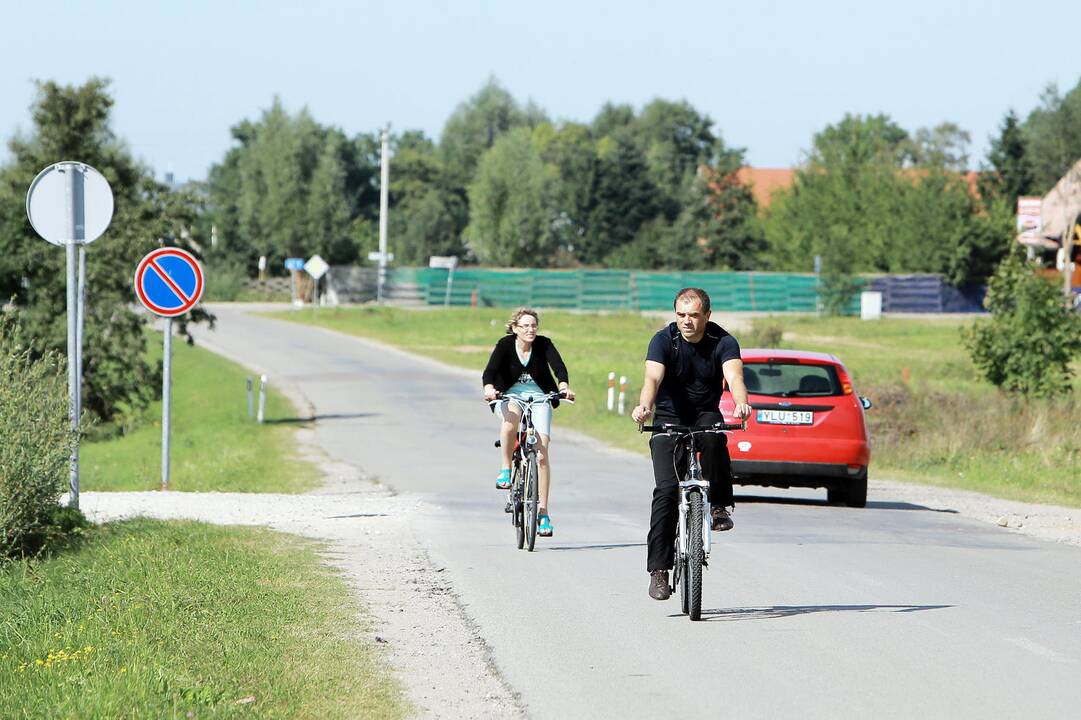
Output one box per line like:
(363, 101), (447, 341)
(756, 409), (813, 425)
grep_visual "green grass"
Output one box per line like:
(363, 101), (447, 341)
(0, 519), (404, 719)
(81, 331), (319, 493)
(267, 306), (1081, 507)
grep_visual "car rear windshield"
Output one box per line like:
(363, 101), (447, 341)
(742, 361), (843, 397)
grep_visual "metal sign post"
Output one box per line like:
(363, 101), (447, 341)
(377, 126), (391, 303)
(133, 247), (205, 490)
(429, 255), (458, 307)
(26, 161), (114, 509)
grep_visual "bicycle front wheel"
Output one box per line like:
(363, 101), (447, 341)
(525, 453), (539, 552)
(513, 461), (525, 550)
(687, 491), (704, 621)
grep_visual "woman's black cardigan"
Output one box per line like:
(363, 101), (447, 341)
(482, 334), (569, 396)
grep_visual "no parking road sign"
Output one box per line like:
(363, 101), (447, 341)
(134, 247), (205, 317)
(133, 247), (207, 492)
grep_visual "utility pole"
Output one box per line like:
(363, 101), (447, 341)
(378, 125), (390, 303)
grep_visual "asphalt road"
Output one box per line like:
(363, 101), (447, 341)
(192, 305), (1081, 719)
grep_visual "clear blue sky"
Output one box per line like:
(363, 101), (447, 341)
(4, 0), (1080, 184)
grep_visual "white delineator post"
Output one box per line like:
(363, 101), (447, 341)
(607, 372), (615, 412)
(258, 374), (267, 423)
(618, 376), (627, 415)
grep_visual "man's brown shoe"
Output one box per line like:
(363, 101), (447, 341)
(648, 570), (671, 600)
(711, 507), (734, 532)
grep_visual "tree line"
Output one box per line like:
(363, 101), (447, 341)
(3, 76), (1081, 426)
(199, 77), (1081, 287)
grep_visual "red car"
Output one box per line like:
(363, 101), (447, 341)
(719, 349), (872, 507)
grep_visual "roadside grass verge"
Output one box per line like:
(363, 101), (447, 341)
(81, 331), (319, 493)
(0, 519), (404, 719)
(268, 306), (1081, 507)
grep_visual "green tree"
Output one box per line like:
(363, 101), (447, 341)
(764, 113), (1002, 286)
(963, 252), (1081, 397)
(764, 114), (913, 273)
(532, 121), (597, 260)
(980, 109), (1035, 206)
(386, 131), (467, 265)
(632, 99), (722, 217)
(1024, 82), (1081, 193)
(583, 132), (660, 265)
(205, 102), (380, 275)
(0, 78), (205, 425)
(463, 127), (561, 266)
(680, 163), (761, 270)
(307, 130), (357, 264)
(439, 78), (546, 189)
(591, 102), (635, 138)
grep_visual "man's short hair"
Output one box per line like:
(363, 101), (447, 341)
(673, 287), (711, 314)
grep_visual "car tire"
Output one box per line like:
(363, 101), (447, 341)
(845, 476), (868, 508)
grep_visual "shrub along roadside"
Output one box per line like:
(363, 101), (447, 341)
(0, 316), (79, 559)
(963, 252), (1081, 397)
(0, 519), (404, 719)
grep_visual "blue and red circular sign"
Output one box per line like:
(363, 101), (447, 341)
(134, 248), (205, 317)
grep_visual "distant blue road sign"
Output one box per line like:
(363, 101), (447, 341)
(284, 257), (305, 270)
(134, 248), (205, 317)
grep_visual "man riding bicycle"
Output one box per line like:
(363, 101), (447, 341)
(631, 288), (752, 601)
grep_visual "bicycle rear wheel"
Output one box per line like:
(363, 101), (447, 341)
(525, 453), (539, 552)
(513, 461), (525, 550)
(687, 490), (704, 621)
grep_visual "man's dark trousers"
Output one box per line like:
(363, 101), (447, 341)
(646, 410), (733, 572)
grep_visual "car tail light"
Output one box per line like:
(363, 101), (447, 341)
(836, 366), (854, 395)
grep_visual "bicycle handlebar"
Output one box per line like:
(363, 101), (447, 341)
(487, 391), (575, 406)
(639, 421), (746, 434)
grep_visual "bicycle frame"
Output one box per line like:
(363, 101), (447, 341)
(496, 391), (561, 461)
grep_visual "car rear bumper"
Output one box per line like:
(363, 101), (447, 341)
(731, 460), (867, 489)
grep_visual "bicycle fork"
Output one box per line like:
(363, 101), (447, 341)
(677, 480), (712, 560)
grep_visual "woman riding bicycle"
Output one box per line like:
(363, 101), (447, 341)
(483, 307), (574, 538)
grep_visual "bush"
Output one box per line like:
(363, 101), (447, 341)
(0, 315), (80, 559)
(743, 320), (785, 348)
(962, 253), (1081, 397)
(819, 272), (864, 316)
(202, 260), (249, 302)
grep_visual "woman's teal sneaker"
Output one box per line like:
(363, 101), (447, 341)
(537, 514), (553, 537)
(495, 468), (511, 489)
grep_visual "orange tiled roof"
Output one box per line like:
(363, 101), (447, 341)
(734, 167), (980, 209)
(735, 167), (795, 208)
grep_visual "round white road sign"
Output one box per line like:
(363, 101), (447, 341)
(26, 161), (114, 246)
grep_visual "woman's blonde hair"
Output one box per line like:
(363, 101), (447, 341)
(505, 307), (540, 334)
